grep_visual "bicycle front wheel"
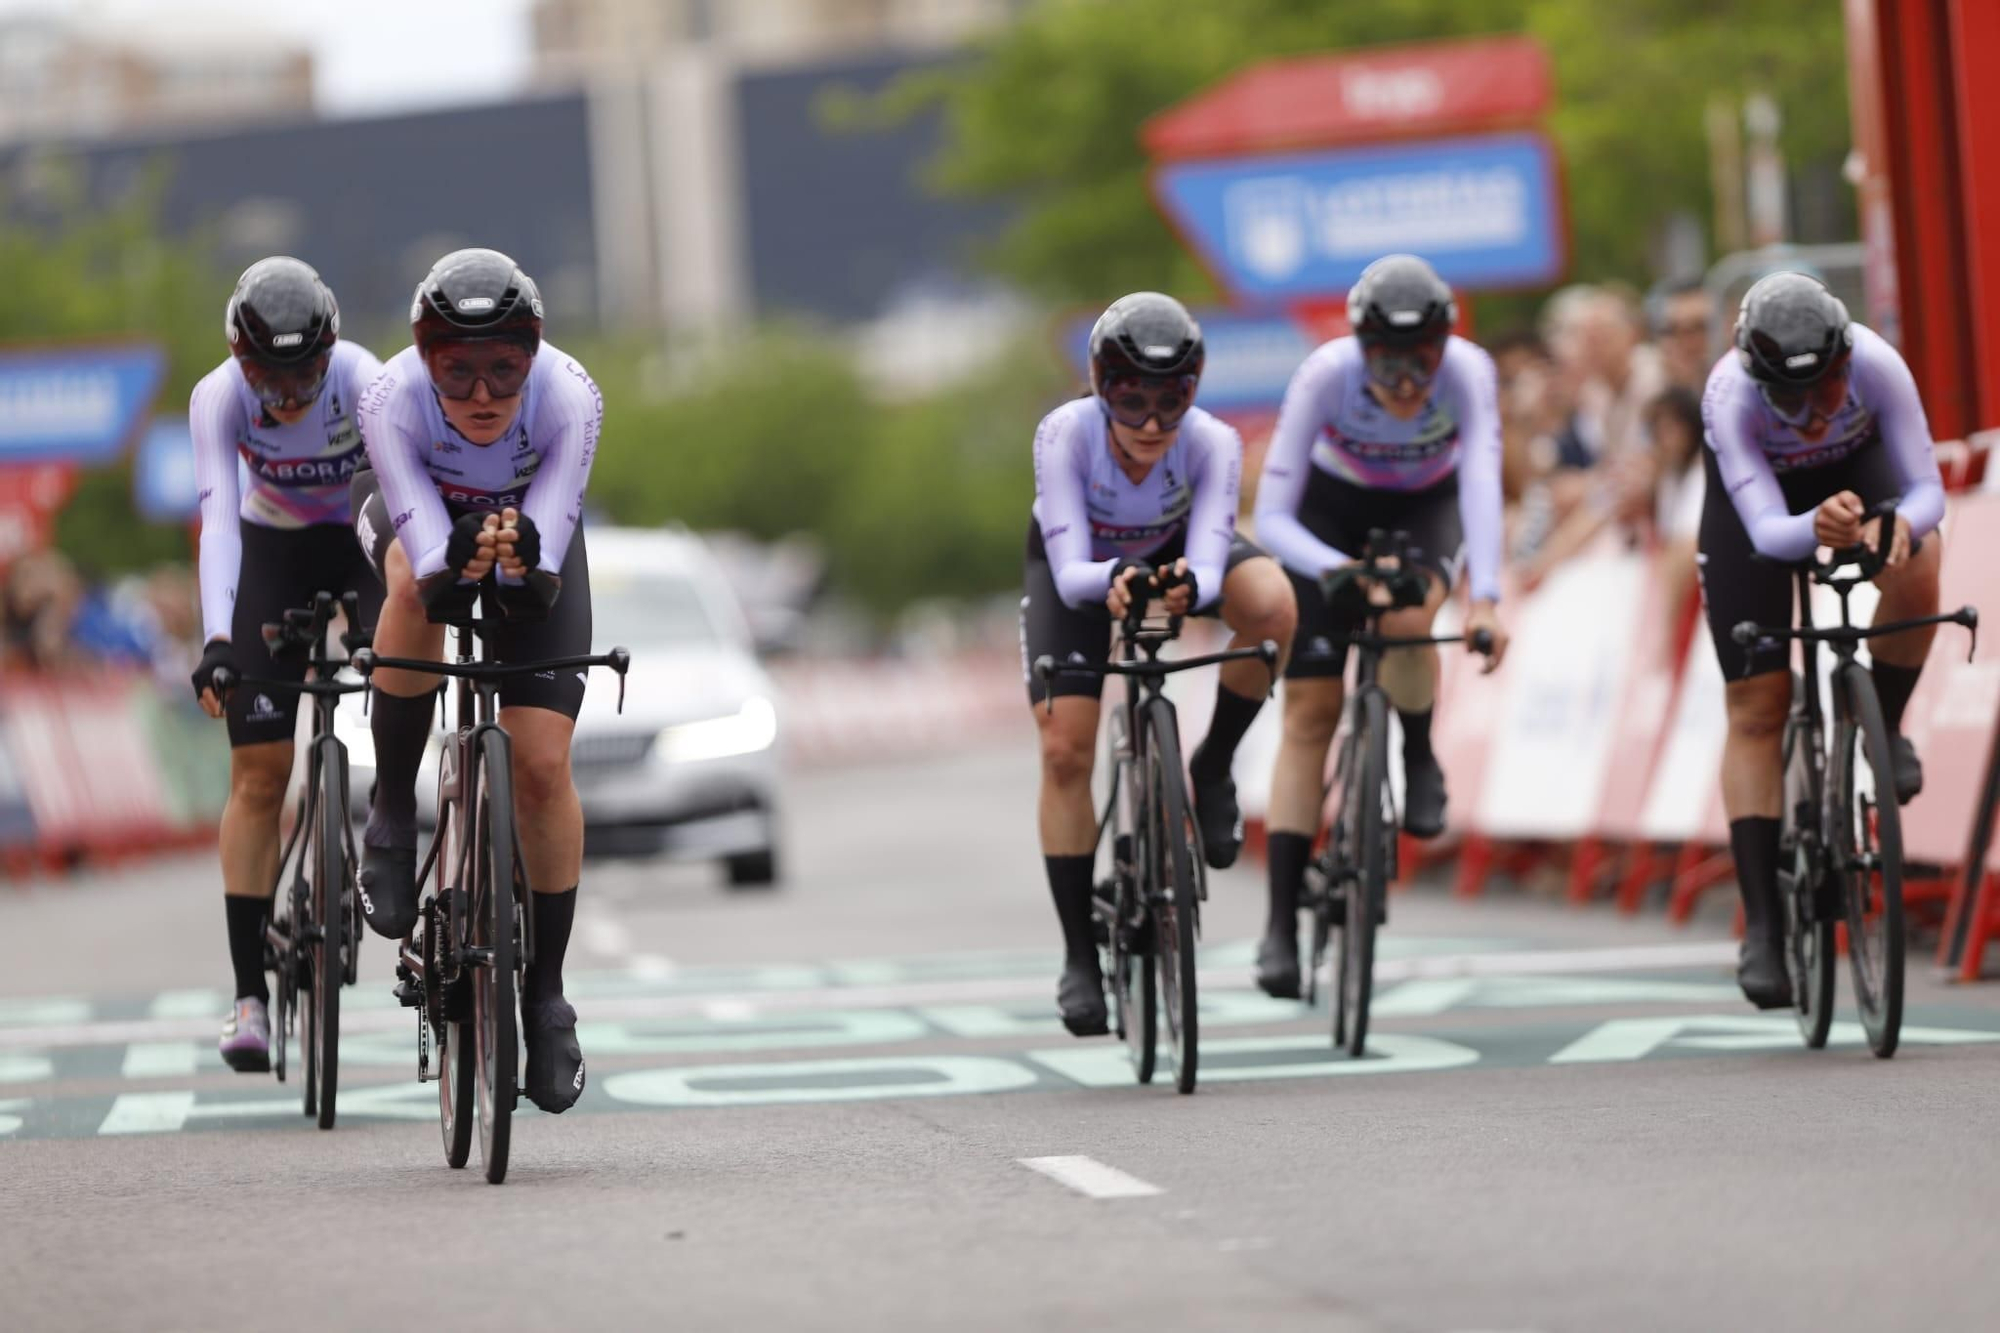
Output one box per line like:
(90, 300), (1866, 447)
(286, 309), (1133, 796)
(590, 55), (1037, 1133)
(308, 737), (348, 1130)
(1337, 689), (1389, 1058)
(1142, 697), (1200, 1094)
(1835, 668), (1904, 1058)
(472, 729), (519, 1182)
(1780, 705), (1834, 1049)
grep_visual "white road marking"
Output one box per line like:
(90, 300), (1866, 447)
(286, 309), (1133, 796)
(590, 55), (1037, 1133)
(0, 1097), (25, 1135)
(0, 941), (1755, 1055)
(0, 1051), (53, 1082)
(99, 1091), (196, 1135)
(629, 954), (676, 982)
(121, 1042), (201, 1079)
(1549, 1016), (2000, 1064)
(1018, 1156), (1164, 1200)
(148, 989), (223, 1020)
(700, 998), (759, 1022)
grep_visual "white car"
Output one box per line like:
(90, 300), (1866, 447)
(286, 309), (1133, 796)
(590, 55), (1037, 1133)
(341, 526), (784, 887)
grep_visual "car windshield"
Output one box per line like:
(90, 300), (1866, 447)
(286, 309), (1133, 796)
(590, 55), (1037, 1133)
(591, 567), (723, 649)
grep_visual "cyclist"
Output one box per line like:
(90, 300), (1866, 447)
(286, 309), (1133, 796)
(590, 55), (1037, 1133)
(1699, 271), (1944, 1008)
(188, 257), (385, 1073)
(351, 247), (603, 1112)
(1250, 254), (1507, 1000)
(1026, 292), (1297, 1036)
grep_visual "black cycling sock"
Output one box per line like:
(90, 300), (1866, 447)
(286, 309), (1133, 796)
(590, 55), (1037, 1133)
(1045, 855), (1098, 966)
(365, 686), (438, 850)
(1872, 661), (1922, 735)
(526, 886), (577, 1005)
(1729, 817), (1782, 937)
(225, 895), (271, 1004)
(1266, 831), (1312, 937)
(1400, 708), (1436, 766)
(1190, 684), (1265, 780)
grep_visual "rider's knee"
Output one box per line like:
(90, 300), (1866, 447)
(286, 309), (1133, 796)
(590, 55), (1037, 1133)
(1282, 685), (1344, 742)
(510, 737), (574, 810)
(229, 746), (293, 811)
(1725, 676), (1791, 740)
(1226, 562), (1298, 646)
(1379, 602), (1435, 638)
(380, 543), (424, 619)
(1037, 717), (1095, 789)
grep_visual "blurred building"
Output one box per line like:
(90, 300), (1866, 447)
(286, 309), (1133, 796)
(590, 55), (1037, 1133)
(531, 0), (1014, 76)
(0, 11), (313, 143)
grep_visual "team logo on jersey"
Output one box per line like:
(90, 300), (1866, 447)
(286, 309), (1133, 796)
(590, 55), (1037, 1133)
(434, 438), (462, 454)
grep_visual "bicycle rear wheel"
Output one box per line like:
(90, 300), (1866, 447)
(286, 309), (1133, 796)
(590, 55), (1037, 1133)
(473, 729), (518, 1183)
(1336, 689), (1389, 1058)
(1143, 697), (1199, 1094)
(1835, 669), (1904, 1058)
(308, 738), (348, 1129)
(1779, 707), (1834, 1049)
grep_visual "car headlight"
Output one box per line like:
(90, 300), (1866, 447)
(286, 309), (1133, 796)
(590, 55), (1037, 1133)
(650, 696), (777, 764)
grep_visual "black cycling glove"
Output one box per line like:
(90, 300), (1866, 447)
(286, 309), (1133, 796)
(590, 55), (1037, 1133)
(443, 510), (492, 580)
(507, 512), (543, 572)
(191, 639), (235, 702)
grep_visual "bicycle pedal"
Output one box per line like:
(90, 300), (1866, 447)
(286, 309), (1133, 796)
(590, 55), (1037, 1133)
(393, 977), (422, 1008)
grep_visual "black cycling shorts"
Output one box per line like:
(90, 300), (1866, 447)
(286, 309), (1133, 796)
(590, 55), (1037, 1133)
(1697, 443), (1904, 681)
(227, 520), (385, 748)
(1283, 471), (1463, 680)
(350, 467), (593, 720)
(1019, 520), (1268, 704)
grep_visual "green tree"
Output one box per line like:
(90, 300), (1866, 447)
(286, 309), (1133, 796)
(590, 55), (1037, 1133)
(882, 0), (1849, 303)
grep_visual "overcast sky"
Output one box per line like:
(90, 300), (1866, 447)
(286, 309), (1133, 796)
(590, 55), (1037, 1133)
(3, 0), (540, 117)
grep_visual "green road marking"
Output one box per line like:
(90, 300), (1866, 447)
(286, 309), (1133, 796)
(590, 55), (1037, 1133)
(1549, 1015), (2000, 1064)
(604, 1055), (1041, 1108)
(1026, 1032), (1482, 1088)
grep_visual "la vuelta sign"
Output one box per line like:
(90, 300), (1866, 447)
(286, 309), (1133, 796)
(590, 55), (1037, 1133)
(1142, 35), (1568, 303)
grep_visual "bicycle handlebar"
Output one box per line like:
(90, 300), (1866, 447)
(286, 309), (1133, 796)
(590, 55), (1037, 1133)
(1319, 527), (1432, 611)
(1033, 639), (1280, 689)
(349, 646), (634, 712)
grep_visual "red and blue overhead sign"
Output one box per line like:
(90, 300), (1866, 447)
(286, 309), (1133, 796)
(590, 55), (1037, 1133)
(1153, 130), (1564, 301)
(0, 344), (167, 465)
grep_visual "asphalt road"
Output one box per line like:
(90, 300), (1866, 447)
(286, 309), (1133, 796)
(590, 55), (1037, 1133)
(3, 738), (1998, 1333)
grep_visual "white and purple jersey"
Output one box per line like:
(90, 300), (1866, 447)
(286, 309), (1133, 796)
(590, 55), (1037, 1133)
(358, 341), (602, 580)
(190, 339), (385, 643)
(1253, 335), (1504, 602)
(1031, 397), (1242, 611)
(1702, 323), (1944, 562)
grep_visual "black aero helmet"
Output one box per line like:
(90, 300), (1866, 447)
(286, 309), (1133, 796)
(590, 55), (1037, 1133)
(1347, 254), (1455, 347)
(225, 256), (338, 366)
(1734, 271), (1852, 385)
(411, 248), (544, 354)
(1088, 292), (1205, 393)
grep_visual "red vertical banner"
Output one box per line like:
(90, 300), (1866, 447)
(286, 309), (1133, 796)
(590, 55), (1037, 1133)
(1948, 0), (2000, 434)
(1843, 0), (1901, 349)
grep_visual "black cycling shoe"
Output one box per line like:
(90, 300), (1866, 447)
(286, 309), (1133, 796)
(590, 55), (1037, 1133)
(358, 845), (419, 940)
(1190, 763), (1244, 870)
(523, 997), (586, 1113)
(1737, 932), (1794, 1011)
(1403, 753), (1448, 839)
(1890, 734), (1923, 806)
(1057, 959), (1109, 1036)
(1255, 931), (1302, 1000)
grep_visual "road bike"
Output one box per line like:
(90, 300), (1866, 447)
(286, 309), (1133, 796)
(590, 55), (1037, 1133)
(212, 589), (370, 1129)
(1034, 565), (1277, 1094)
(1731, 499), (1975, 1057)
(1300, 532), (1490, 1057)
(353, 585), (628, 1182)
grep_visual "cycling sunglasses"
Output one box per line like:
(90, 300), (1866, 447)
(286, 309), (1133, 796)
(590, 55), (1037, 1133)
(1101, 374), (1198, 430)
(427, 341), (535, 401)
(1759, 366), (1849, 426)
(240, 351), (331, 410)
(1362, 339), (1446, 391)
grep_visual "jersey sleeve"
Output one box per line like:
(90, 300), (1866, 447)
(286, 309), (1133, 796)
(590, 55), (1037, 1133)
(189, 369), (245, 644)
(1702, 368), (1817, 562)
(514, 354), (603, 577)
(1445, 342), (1505, 603)
(1852, 329), (1945, 541)
(1034, 406), (1115, 608)
(1252, 347), (1351, 577)
(357, 360), (455, 578)
(1183, 416), (1241, 611)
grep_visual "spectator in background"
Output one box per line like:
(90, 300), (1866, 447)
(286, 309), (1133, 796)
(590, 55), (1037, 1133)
(1642, 385), (1705, 635)
(1546, 282), (1665, 470)
(2, 549), (83, 671)
(1650, 276), (1718, 394)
